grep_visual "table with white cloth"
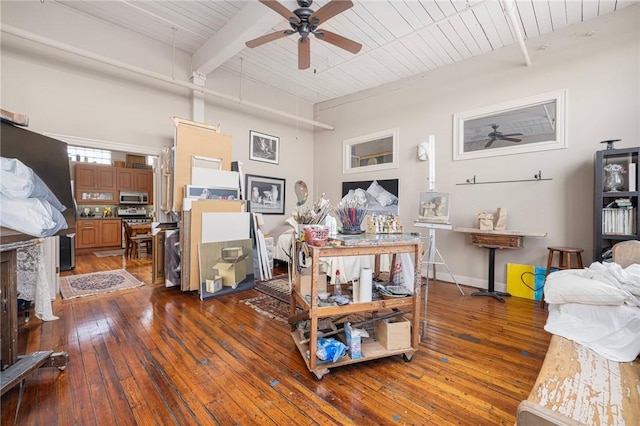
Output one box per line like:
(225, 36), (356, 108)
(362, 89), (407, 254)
(275, 230), (391, 282)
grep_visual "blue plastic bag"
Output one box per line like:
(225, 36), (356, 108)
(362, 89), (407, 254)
(316, 338), (347, 362)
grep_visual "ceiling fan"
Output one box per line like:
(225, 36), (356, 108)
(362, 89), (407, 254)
(245, 0), (362, 70)
(484, 124), (523, 148)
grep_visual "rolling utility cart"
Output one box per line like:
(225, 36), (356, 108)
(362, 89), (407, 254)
(289, 233), (422, 380)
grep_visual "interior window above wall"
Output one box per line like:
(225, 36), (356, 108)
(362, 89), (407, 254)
(67, 146), (112, 165)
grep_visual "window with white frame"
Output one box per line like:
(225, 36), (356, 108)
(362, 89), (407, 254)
(67, 146), (112, 165)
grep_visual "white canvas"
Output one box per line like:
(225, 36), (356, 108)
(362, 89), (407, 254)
(201, 212), (250, 242)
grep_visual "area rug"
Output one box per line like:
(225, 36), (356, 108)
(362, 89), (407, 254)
(254, 274), (291, 302)
(245, 274), (303, 323)
(93, 249), (125, 258)
(242, 295), (294, 324)
(59, 269), (144, 300)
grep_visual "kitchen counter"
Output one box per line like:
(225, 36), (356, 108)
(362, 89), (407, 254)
(78, 216), (121, 220)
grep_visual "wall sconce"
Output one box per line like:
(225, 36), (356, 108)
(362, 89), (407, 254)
(418, 141), (429, 161)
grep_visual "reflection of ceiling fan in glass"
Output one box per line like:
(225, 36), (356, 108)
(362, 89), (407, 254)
(484, 124), (523, 148)
(245, 0), (362, 70)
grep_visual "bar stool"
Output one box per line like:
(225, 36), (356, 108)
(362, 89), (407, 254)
(541, 246), (584, 307)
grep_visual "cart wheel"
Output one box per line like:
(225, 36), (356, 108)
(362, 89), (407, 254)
(313, 368), (330, 380)
(58, 365), (67, 371)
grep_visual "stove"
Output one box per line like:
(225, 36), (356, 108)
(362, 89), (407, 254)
(117, 206), (151, 225)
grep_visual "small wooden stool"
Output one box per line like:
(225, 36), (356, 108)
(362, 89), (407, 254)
(541, 246), (584, 307)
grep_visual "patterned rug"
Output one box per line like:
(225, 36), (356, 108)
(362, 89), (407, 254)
(93, 249), (125, 258)
(59, 269), (144, 300)
(244, 274), (297, 323)
(242, 295), (293, 324)
(254, 274), (291, 302)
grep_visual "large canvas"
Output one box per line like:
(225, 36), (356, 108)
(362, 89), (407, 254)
(341, 179), (399, 215)
(198, 238), (254, 300)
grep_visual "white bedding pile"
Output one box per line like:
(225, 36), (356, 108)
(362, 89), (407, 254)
(0, 157), (68, 237)
(544, 262), (640, 362)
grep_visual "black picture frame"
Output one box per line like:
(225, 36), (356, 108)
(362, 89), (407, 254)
(245, 174), (286, 215)
(249, 130), (279, 164)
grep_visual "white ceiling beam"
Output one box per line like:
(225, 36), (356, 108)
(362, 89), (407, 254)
(501, 0), (532, 67)
(191, 2), (284, 76)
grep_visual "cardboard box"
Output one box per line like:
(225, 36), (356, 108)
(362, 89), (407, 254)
(295, 272), (328, 296)
(376, 317), (411, 350)
(344, 322), (363, 359)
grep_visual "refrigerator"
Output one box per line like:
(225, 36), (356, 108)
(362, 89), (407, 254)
(59, 234), (75, 271)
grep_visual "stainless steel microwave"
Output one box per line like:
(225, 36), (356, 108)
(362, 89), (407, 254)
(119, 191), (149, 205)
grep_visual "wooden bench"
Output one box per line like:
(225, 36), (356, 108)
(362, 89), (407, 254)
(517, 334), (640, 425)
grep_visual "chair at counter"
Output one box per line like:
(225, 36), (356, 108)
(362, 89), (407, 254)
(123, 221), (152, 259)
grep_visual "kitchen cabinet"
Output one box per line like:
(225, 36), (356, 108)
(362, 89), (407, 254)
(290, 234), (422, 380)
(76, 219), (122, 249)
(117, 168), (153, 202)
(75, 163), (154, 204)
(75, 164), (118, 204)
(75, 164), (117, 190)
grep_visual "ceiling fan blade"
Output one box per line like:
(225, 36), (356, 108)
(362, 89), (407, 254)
(502, 133), (524, 137)
(259, 0), (300, 24)
(314, 29), (362, 54)
(501, 137), (522, 142)
(246, 30), (292, 48)
(299, 37), (310, 70)
(309, 0), (354, 25)
(485, 139), (495, 148)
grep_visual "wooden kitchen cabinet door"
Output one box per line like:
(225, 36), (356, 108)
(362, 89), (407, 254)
(97, 166), (117, 190)
(117, 168), (135, 191)
(75, 164), (116, 190)
(76, 220), (99, 248)
(133, 169), (153, 195)
(100, 220), (122, 247)
(76, 219), (121, 249)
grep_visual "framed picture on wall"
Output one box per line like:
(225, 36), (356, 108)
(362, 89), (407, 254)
(246, 174), (286, 215)
(453, 90), (567, 161)
(249, 130), (279, 164)
(341, 179), (399, 215)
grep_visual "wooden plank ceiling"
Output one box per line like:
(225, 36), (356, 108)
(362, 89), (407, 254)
(54, 0), (637, 104)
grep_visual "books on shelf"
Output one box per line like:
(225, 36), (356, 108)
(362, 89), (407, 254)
(602, 207), (636, 235)
(629, 163), (637, 192)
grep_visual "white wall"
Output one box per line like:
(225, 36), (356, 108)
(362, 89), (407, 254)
(314, 6), (640, 291)
(3, 2), (639, 291)
(0, 1), (315, 234)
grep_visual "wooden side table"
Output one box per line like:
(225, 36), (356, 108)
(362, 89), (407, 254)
(454, 227), (547, 302)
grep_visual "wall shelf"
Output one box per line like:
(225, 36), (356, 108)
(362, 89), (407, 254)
(457, 171), (552, 186)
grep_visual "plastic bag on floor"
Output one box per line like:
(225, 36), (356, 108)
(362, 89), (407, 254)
(316, 338), (347, 362)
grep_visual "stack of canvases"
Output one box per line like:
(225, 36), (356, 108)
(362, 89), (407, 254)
(170, 117), (253, 300)
(253, 213), (273, 281)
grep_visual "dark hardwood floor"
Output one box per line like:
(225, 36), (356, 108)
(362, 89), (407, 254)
(2, 252), (550, 425)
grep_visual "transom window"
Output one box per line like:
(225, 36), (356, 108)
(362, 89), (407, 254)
(67, 146), (112, 165)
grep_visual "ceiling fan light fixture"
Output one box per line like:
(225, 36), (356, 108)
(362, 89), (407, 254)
(246, 0), (360, 70)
